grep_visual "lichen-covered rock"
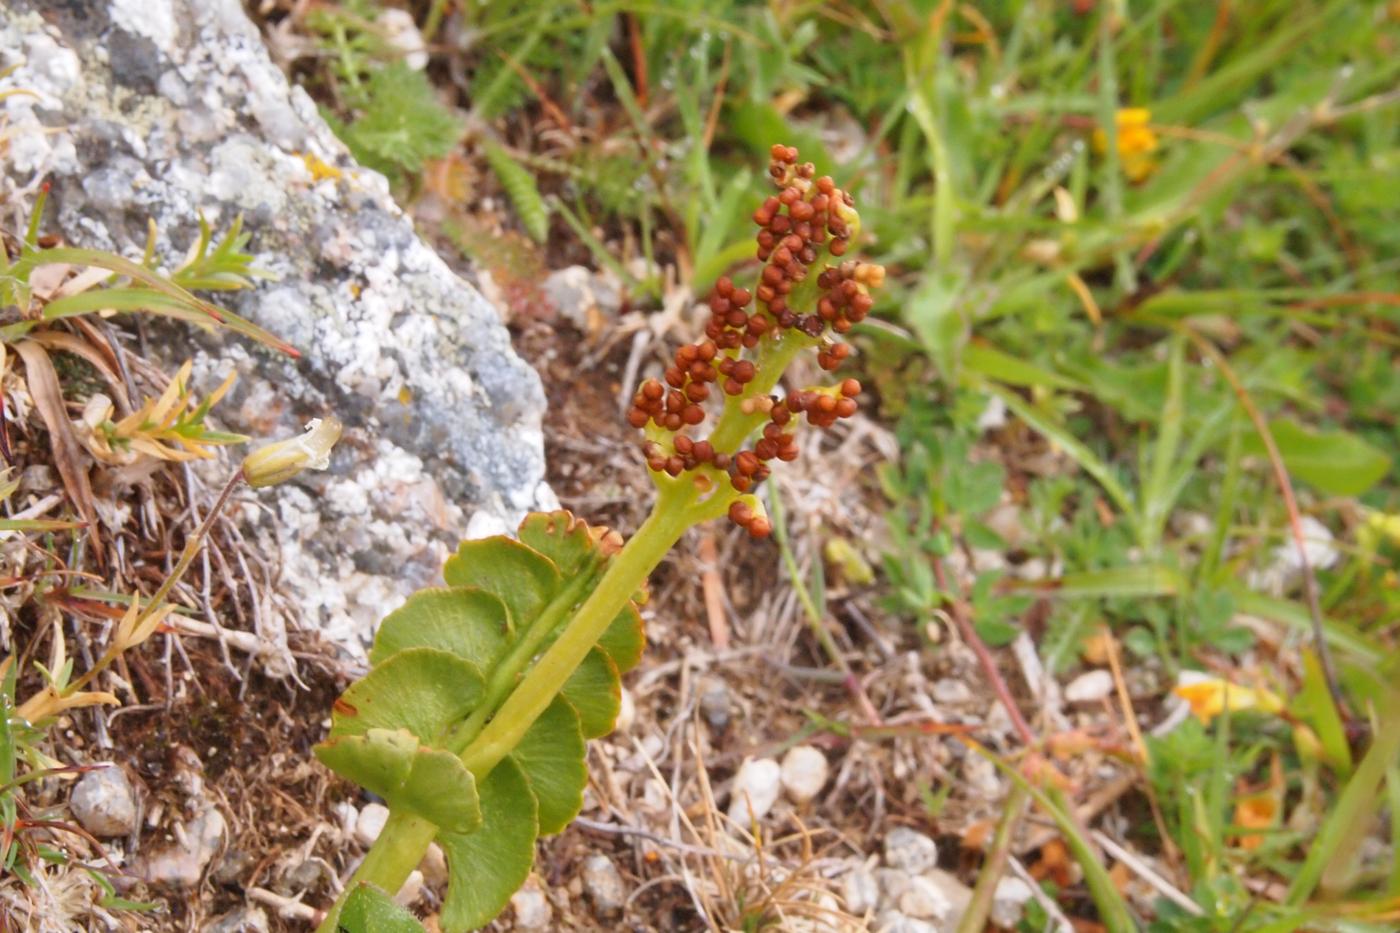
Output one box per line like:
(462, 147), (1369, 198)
(0, 1), (552, 653)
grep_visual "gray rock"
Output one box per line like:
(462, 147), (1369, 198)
(898, 874), (953, 921)
(70, 765), (138, 837)
(922, 869), (973, 925)
(203, 906), (270, 933)
(930, 679), (975, 705)
(883, 826), (939, 874)
(0, 0), (551, 657)
(212, 847), (254, 886)
(580, 854), (626, 917)
(420, 841), (448, 887)
(394, 869), (424, 907)
(543, 265), (620, 333)
(279, 858), (326, 894)
(699, 679), (732, 731)
(873, 868), (912, 912)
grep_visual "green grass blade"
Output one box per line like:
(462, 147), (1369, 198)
(969, 742), (1138, 932)
(1286, 689), (1400, 905)
(985, 382), (1138, 524)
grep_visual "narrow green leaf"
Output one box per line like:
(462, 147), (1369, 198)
(439, 758), (539, 932)
(1293, 649), (1353, 776)
(443, 538), (560, 641)
(986, 382), (1137, 524)
(1007, 564), (1184, 598)
(1288, 690), (1400, 905)
(1241, 421), (1391, 497)
(510, 698), (586, 835)
(337, 882), (426, 933)
(370, 588), (511, 669)
(327, 648), (485, 745)
(1142, 336), (1185, 550)
(969, 743), (1137, 931)
(963, 344), (1083, 392)
(560, 648), (621, 739)
(1227, 586), (1383, 662)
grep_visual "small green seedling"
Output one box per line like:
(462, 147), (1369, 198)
(314, 145), (884, 931)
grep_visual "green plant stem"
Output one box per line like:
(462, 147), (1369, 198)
(443, 564), (604, 756)
(458, 499), (694, 776)
(318, 809), (439, 932)
(770, 491), (881, 725)
(957, 782), (1030, 933)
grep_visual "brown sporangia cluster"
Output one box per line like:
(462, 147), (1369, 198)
(628, 145), (883, 537)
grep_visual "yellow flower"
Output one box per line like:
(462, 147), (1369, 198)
(1366, 510), (1400, 547)
(1173, 676), (1284, 724)
(1093, 108), (1159, 182)
(242, 417), (343, 488)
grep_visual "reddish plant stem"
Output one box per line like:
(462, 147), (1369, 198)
(1181, 325), (1347, 716)
(930, 549), (1036, 746)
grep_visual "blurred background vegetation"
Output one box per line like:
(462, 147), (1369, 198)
(260, 0), (1398, 928)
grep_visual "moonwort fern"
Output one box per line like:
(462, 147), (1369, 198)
(316, 144), (883, 931)
(316, 513), (642, 929)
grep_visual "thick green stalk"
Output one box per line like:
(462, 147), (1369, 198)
(318, 810), (439, 931)
(443, 564), (604, 756)
(459, 497), (695, 776)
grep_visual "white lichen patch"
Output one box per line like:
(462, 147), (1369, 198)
(0, 0), (552, 655)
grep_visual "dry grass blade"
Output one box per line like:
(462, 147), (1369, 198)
(25, 330), (131, 411)
(10, 340), (99, 540)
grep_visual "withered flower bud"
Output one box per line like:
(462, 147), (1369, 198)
(243, 417), (342, 488)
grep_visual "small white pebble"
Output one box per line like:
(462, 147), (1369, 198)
(930, 679), (974, 705)
(991, 875), (1034, 927)
(842, 865), (879, 915)
(510, 880), (552, 929)
(898, 874), (953, 920)
(883, 826), (939, 874)
(393, 869), (423, 907)
(779, 745), (829, 805)
(419, 842), (447, 886)
(70, 766), (138, 837)
(728, 758), (782, 824)
(614, 686), (635, 733)
(354, 803), (389, 847)
(581, 854), (626, 917)
(1065, 669), (1114, 704)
